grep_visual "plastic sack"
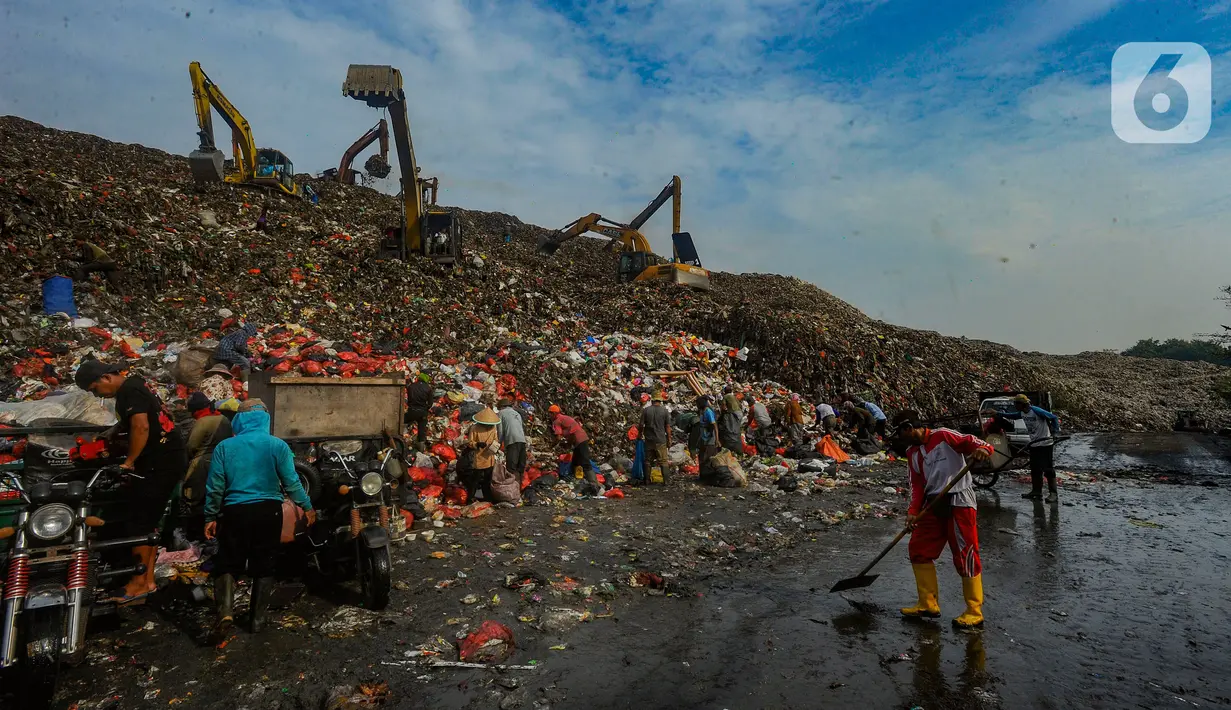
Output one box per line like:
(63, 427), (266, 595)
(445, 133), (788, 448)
(172, 344), (216, 386)
(630, 440), (646, 482)
(408, 466), (436, 482)
(440, 502), (494, 520)
(490, 457), (521, 505)
(700, 449), (747, 488)
(458, 621), (515, 663)
(0, 391), (117, 426)
(42, 276), (77, 317)
(818, 435), (850, 463)
(521, 466), (546, 490)
(431, 443), (458, 462)
(280, 498), (310, 544)
(444, 485), (469, 505)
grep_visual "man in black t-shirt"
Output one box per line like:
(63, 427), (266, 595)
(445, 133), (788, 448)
(76, 359), (187, 604)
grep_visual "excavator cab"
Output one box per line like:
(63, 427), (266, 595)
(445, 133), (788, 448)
(423, 210), (461, 265)
(252, 148), (295, 193)
(379, 212), (460, 264)
(618, 252), (649, 283)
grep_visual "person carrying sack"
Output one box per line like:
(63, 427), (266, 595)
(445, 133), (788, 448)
(466, 406), (501, 502)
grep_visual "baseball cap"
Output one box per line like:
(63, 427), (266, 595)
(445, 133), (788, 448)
(74, 359), (122, 390)
(548, 404), (561, 414)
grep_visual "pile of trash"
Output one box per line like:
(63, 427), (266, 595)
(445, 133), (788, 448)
(2, 115), (1228, 432)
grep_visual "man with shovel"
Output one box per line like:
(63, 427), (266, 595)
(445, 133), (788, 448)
(894, 411), (993, 629)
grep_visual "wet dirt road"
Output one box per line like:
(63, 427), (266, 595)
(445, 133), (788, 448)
(415, 480), (1231, 710)
(42, 433), (1231, 709)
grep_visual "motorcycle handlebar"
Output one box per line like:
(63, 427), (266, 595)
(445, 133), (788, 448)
(88, 464), (139, 489)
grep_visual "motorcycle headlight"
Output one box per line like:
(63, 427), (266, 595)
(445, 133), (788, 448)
(30, 503), (75, 541)
(360, 471), (384, 497)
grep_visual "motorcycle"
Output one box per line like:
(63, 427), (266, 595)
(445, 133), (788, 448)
(0, 463), (155, 707)
(292, 436), (398, 610)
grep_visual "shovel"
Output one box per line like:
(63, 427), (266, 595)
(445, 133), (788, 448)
(829, 460), (976, 593)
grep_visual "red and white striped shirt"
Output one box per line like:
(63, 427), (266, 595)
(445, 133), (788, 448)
(906, 428), (993, 514)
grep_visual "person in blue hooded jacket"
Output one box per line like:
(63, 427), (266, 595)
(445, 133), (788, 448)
(203, 399), (314, 642)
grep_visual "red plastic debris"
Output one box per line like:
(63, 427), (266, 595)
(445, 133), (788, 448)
(431, 444), (457, 462)
(457, 621), (515, 663)
(443, 485), (468, 505)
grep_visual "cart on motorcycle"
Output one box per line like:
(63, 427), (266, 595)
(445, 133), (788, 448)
(252, 374), (406, 610)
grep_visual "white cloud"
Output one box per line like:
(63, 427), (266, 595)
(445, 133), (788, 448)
(0, 0), (1228, 353)
(1202, 0), (1231, 20)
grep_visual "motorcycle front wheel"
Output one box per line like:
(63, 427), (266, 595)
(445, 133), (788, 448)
(20, 605), (65, 709)
(358, 544), (391, 611)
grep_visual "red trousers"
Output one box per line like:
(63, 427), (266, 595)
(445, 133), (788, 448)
(908, 505), (981, 578)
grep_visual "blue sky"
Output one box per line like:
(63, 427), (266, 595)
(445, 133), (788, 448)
(2, 0), (1230, 352)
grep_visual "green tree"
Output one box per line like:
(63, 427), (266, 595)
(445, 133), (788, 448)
(1122, 338), (1231, 365)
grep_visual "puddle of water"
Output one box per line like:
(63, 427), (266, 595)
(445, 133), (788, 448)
(1057, 433), (1231, 476)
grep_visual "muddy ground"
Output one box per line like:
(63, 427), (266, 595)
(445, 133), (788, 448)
(28, 434), (1231, 709)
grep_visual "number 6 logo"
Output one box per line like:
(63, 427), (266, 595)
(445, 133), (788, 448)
(1112, 42), (1211, 144)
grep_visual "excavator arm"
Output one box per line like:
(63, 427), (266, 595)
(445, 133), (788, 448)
(337, 118), (389, 184)
(627, 175), (701, 265)
(343, 64), (460, 264)
(343, 65), (424, 254)
(188, 61), (257, 184)
(538, 213), (652, 255)
(628, 175), (680, 233)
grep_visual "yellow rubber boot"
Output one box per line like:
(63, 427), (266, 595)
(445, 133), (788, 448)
(953, 574), (984, 629)
(900, 563), (941, 618)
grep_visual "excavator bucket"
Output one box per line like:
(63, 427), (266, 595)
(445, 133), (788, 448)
(342, 65), (404, 107)
(537, 234), (563, 256)
(188, 147), (225, 183)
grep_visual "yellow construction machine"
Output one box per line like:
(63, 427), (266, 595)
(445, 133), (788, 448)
(538, 176), (711, 290)
(329, 119), (391, 185)
(187, 61), (300, 197)
(342, 64), (461, 264)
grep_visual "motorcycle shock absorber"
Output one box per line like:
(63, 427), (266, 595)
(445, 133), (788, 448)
(0, 525), (30, 668)
(349, 508), (362, 539)
(378, 505), (390, 531)
(64, 534), (91, 656)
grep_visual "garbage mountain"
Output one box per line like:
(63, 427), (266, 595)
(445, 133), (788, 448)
(1, 115), (1227, 431)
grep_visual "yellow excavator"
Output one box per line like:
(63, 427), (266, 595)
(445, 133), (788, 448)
(342, 64), (461, 264)
(539, 176), (711, 290)
(187, 61), (300, 197)
(326, 119), (391, 185)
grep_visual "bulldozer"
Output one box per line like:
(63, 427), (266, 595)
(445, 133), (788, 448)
(342, 64), (461, 265)
(187, 61), (300, 197)
(538, 176), (711, 290)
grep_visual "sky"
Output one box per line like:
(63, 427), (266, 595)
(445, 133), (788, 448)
(2, 0), (1230, 354)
